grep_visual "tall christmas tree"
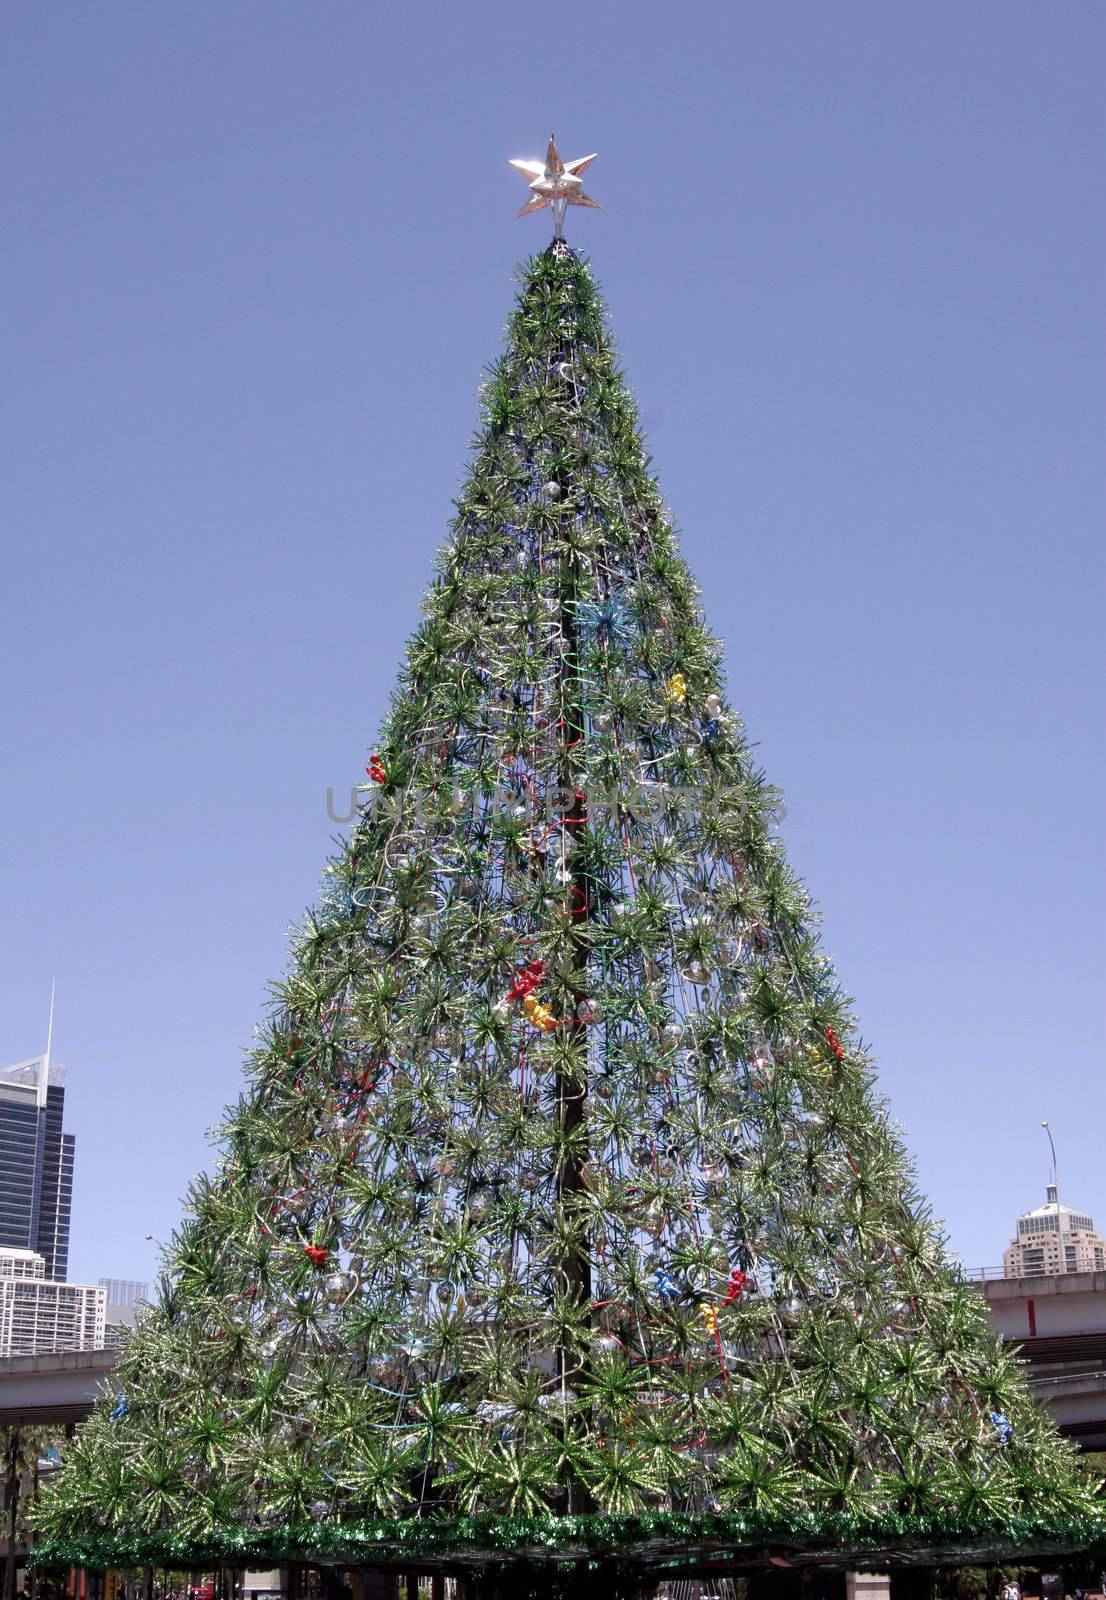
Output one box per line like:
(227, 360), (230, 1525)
(37, 140), (1100, 1594)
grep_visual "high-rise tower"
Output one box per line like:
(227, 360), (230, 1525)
(0, 1028), (75, 1281)
(1003, 1184), (1106, 1277)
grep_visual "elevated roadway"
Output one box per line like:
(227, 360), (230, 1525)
(0, 1348), (118, 1426)
(974, 1268), (1106, 1449)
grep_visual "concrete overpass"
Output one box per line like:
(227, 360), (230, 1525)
(0, 1348), (118, 1426)
(973, 1267), (1106, 1450)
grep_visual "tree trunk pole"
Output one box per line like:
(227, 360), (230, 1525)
(4, 1429), (21, 1600)
(554, 486), (594, 1517)
(26, 1453), (39, 1600)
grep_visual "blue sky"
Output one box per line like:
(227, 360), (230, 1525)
(2, 1), (1103, 1287)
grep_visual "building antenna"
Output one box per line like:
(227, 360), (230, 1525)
(45, 979), (56, 1067)
(39, 979), (56, 1107)
(1041, 1119), (1058, 1192)
(1041, 1119), (1065, 1236)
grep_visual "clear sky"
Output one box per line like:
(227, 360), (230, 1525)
(2, 1), (1103, 1288)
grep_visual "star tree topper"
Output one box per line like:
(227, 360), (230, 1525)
(509, 134), (599, 239)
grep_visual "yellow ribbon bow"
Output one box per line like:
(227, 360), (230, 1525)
(523, 993), (557, 1033)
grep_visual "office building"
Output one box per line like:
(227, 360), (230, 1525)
(0, 1247), (104, 1356)
(1003, 1183), (1106, 1278)
(0, 1051), (75, 1279)
(98, 1278), (148, 1309)
(100, 1277), (150, 1348)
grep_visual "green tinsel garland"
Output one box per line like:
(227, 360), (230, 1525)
(30, 1508), (1106, 1575)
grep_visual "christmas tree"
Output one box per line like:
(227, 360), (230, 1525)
(36, 144), (1100, 1592)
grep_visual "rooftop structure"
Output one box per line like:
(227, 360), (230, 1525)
(1004, 1182), (1106, 1278)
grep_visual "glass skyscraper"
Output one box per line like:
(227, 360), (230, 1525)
(0, 1054), (75, 1280)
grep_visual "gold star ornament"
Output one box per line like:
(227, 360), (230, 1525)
(509, 134), (599, 238)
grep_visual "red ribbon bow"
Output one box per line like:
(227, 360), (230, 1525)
(303, 1245), (329, 1267)
(365, 754), (387, 784)
(723, 1269), (746, 1305)
(505, 960), (547, 1002)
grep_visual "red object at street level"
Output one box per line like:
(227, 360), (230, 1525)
(303, 1245), (329, 1267)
